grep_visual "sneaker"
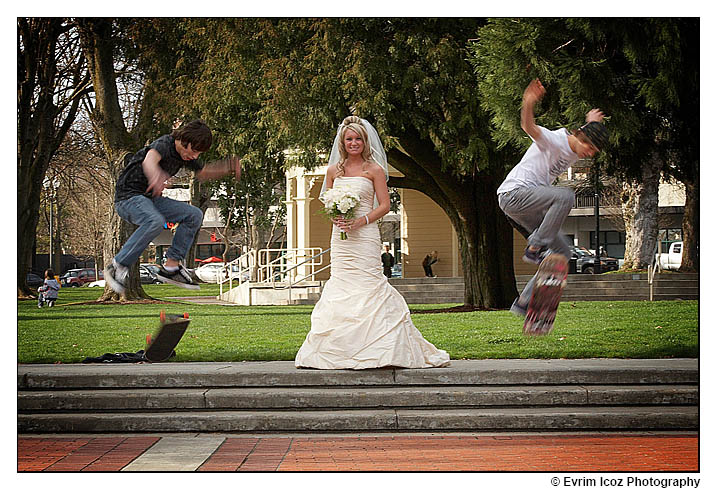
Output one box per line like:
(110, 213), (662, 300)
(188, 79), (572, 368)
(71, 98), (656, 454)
(522, 245), (549, 265)
(510, 298), (528, 317)
(156, 265), (200, 290)
(105, 259), (129, 294)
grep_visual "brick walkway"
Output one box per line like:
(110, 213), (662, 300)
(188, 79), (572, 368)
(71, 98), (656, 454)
(18, 433), (698, 472)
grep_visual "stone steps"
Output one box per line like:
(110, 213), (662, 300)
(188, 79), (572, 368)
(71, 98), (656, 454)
(18, 407), (697, 433)
(387, 274), (698, 304)
(18, 359), (698, 434)
(266, 274), (697, 305)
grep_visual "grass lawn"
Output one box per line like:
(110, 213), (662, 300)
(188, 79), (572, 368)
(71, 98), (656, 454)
(17, 284), (698, 364)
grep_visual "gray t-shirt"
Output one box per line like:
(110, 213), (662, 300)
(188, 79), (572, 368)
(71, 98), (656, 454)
(115, 134), (203, 202)
(497, 127), (578, 194)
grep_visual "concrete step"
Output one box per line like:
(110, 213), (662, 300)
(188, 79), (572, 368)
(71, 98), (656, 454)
(246, 274), (698, 305)
(392, 283), (464, 292)
(18, 359), (698, 389)
(400, 295), (463, 304)
(18, 360), (697, 434)
(389, 277), (464, 285)
(18, 406), (698, 433)
(18, 385), (698, 412)
(514, 274), (699, 302)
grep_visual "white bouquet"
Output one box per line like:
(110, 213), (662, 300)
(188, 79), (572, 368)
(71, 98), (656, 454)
(319, 184), (361, 240)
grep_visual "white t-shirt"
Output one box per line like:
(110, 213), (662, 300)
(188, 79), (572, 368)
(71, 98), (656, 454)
(496, 127), (578, 194)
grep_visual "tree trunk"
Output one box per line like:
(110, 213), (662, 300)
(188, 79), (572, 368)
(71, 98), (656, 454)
(17, 18), (86, 297)
(620, 155), (661, 270)
(388, 133), (519, 309)
(78, 19), (148, 301)
(679, 170), (698, 272)
(454, 175), (518, 308)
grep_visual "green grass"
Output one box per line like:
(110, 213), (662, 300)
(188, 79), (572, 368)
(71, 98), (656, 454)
(17, 284), (698, 363)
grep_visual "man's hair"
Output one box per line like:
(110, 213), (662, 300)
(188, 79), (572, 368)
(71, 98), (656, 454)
(577, 122), (608, 151)
(171, 119), (213, 152)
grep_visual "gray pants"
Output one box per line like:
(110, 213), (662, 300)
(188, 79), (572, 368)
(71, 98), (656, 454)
(498, 186), (574, 305)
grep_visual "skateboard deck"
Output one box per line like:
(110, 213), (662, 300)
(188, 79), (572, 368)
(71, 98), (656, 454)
(523, 254), (568, 336)
(144, 311), (190, 362)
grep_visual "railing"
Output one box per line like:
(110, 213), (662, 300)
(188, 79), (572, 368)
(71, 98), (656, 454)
(648, 241), (662, 301)
(257, 248), (324, 284)
(218, 247), (331, 300)
(575, 193), (596, 208)
(271, 248), (331, 300)
(218, 250), (256, 296)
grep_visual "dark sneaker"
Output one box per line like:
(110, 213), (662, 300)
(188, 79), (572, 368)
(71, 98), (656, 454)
(522, 246), (549, 265)
(105, 260), (128, 294)
(510, 298), (528, 317)
(156, 265), (200, 290)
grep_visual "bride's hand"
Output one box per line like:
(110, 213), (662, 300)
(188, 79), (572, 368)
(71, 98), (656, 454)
(332, 217), (348, 231)
(333, 216), (363, 232)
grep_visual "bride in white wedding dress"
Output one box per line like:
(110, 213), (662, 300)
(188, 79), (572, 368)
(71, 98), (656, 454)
(295, 116), (450, 370)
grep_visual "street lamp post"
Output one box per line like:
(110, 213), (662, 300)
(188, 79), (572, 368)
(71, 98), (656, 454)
(43, 177), (60, 272)
(594, 163), (601, 274)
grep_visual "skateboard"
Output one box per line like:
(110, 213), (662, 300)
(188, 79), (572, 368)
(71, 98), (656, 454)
(523, 254), (568, 336)
(144, 311), (190, 362)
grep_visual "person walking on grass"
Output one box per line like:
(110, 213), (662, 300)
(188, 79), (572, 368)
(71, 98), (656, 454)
(497, 78), (608, 317)
(105, 120), (242, 294)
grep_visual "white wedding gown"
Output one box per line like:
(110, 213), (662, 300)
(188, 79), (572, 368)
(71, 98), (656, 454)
(295, 176), (450, 369)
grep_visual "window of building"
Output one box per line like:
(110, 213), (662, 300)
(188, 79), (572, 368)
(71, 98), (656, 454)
(658, 228), (683, 253)
(590, 230), (626, 258)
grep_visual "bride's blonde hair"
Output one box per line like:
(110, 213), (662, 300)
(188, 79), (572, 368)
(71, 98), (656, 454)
(336, 116), (375, 178)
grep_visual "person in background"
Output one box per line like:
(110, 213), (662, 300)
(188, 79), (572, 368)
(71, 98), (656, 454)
(37, 269), (60, 308)
(381, 244), (395, 279)
(422, 251), (438, 278)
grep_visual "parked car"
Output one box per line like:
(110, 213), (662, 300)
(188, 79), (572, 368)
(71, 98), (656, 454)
(141, 263), (162, 276)
(140, 264), (162, 284)
(194, 262), (250, 283)
(61, 268), (102, 287)
(26, 272), (44, 288)
(570, 246), (619, 274)
(195, 262), (228, 283)
(88, 265), (162, 286)
(658, 241), (683, 271)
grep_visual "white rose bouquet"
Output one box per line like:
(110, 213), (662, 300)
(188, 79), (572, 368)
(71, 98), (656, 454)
(319, 184), (361, 240)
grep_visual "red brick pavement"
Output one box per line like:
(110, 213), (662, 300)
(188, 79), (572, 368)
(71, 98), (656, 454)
(18, 434), (698, 472)
(277, 434), (699, 472)
(18, 437), (160, 472)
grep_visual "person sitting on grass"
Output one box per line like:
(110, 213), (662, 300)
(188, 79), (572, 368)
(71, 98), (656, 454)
(37, 269), (60, 308)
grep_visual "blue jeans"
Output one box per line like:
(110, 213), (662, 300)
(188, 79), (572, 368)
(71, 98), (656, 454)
(498, 185), (574, 305)
(114, 195), (204, 267)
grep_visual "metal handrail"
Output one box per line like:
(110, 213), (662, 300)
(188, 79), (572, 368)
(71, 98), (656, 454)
(256, 247), (323, 283)
(218, 249), (256, 296)
(648, 240), (662, 301)
(271, 248), (331, 304)
(271, 248), (331, 290)
(216, 247), (331, 304)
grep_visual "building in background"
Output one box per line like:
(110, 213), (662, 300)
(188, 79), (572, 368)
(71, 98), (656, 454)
(284, 165), (686, 279)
